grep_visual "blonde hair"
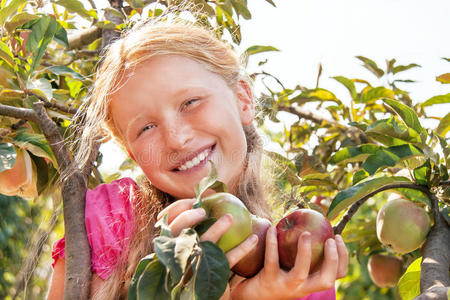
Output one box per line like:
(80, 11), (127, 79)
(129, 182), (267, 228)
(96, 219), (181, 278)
(69, 16), (271, 299)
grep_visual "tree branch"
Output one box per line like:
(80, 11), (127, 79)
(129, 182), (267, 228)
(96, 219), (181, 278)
(333, 182), (429, 235)
(31, 103), (92, 300)
(439, 180), (450, 187)
(0, 104), (38, 123)
(278, 105), (335, 125)
(68, 26), (102, 49)
(27, 91), (78, 115)
(415, 192), (450, 300)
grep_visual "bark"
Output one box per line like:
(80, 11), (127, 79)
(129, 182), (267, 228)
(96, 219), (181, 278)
(32, 103), (92, 300)
(415, 193), (450, 300)
(68, 26), (102, 49)
(331, 181), (450, 300)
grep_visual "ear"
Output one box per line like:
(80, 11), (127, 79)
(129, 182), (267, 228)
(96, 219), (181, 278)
(234, 80), (254, 125)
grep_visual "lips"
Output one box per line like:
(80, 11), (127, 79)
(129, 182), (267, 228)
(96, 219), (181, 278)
(171, 143), (216, 171)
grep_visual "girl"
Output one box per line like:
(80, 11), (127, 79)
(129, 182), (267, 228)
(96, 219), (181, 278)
(47, 16), (348, 300)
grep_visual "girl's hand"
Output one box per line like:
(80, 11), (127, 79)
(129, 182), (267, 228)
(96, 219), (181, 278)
(156, 198), (259, 300)
(230, 226), (348, 300)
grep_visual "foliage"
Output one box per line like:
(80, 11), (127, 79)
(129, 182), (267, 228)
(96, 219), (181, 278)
(0, 0), (448, 299)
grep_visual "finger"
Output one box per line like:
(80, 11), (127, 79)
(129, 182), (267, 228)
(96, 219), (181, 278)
(317, 238), (339, 290)
(226, 234), (258, 267)
(300, 239), (338, 292)
(263, 226), (280, 277)
(200, 214), (233, 243)
(169, 208), (206, 236)
(288, 232), (311, 283)
(157, 198), (196, 223)
(335, 235), (348, 278)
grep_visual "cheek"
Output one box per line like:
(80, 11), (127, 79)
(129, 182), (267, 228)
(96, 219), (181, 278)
(131, 142), (163, 168)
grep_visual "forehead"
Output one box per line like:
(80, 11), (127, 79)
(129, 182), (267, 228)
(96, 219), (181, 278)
(111, 54), (226, 100)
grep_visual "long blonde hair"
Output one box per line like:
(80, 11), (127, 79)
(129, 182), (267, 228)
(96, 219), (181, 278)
(71, 16), (271, 299)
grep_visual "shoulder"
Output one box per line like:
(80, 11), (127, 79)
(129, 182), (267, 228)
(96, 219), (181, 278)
(52, 177), (140, 279)
(85, 177), (139, 279)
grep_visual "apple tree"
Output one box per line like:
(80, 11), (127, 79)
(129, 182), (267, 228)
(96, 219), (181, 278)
(0, 0), (448, 299)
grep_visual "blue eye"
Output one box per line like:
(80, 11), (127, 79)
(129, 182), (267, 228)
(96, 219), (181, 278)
(184, 98), (199, 108)
(140, 124), (155, 134)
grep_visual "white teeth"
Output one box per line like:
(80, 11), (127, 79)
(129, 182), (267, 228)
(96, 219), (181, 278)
(178, 147), (211, 171)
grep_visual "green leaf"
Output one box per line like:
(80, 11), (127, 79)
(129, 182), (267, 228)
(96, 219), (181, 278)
(135, 258), (170, 300)
(153, 229), (198, 285)
(13, 130), (57, 167)
(54, 0), (92, 20)
(193, 161), (227, 204)
(48, 65), (84, 80)
(0, 41), (15, 67)
(25, 16), (59, 74)
(231, 0), (251, 19)
(244, 45), (279, 56)
(356, 56), (384, 78)
(26, 78), (53, 100)
(128, 253), (157, 300)
(329, 144), (380, 165)
(392, 63), (421, 75)
(0, 143), (16, 172)
(332, 76), (357, 101)
(359, 86), (395, 103)
(193, 217), (216, 236)
(436, 113), (450, 137)
(392, 187), (431, 207)
(352, 170), (368, 185)
(436, 73), (450, 84)
(421, 93), (450, 107)
(382, 98), (425, 136)
(366, 117), (422, 146)
(0, 0), (27, 26)
(291, 88), (341, 105)
(154, 214), (173, 238)
(398, 257), (421, 300)
(5, 12), (39, 32)
(327, 176), (411, 220)
(414, 159), (431, 186)
(195, 241), (229, 300)
(362, 144), (424, 175)
(54, 24), (69, 48)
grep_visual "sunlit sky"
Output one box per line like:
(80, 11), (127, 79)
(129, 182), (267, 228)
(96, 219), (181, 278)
(83, 0), (450, 174)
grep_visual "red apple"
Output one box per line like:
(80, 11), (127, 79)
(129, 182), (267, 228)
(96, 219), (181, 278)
(232, 215), (271, 278)
(276, 209), (334, 272)
(368, 254), (403, 288)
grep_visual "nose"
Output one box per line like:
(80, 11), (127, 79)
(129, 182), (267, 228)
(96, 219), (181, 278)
(163, 120), (194, 150)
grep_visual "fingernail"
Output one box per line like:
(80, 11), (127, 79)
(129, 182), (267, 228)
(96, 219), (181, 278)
(249, 234), (258, 244)
(224, 213), (233, 222)
(194, 208), (206, 217)
(327, 238), (336, 248)
(336, 235), (344, 243)
(302, 232), (311, 243)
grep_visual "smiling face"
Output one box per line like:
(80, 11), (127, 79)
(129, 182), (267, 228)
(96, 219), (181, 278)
(109, 55), (254, 199)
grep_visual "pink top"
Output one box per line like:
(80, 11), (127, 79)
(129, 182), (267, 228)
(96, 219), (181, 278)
(51, 177), (335, 299)
(51, 177), (138, 279)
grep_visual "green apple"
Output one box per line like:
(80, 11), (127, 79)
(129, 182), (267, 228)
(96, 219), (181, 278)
(201, 192), (253, 253)
(376, 198), (431, 254)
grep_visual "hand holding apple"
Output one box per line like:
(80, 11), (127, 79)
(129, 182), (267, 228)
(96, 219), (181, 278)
(276, 209), (335, 272)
